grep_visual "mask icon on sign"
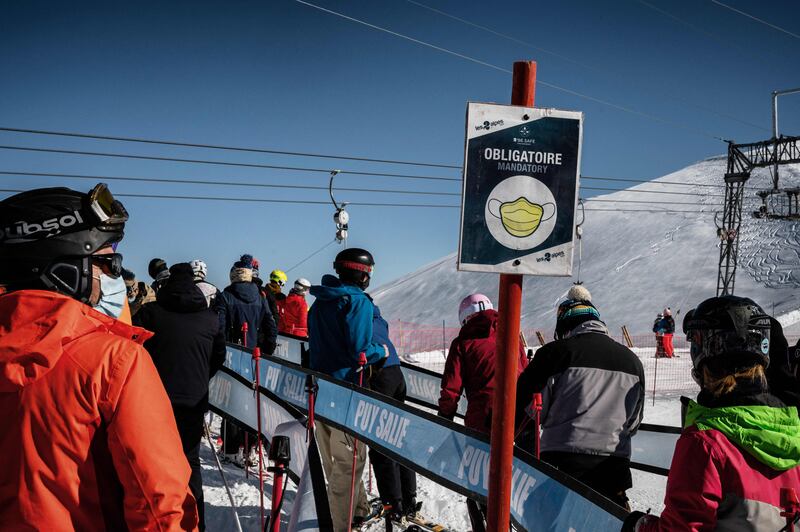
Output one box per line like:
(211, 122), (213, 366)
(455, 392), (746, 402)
(488, 197), (555, 238)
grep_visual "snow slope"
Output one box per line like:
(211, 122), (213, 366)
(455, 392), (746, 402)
(372, 157), (800, 334)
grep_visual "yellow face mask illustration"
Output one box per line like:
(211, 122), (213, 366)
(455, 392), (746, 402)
(488, 197), (555, 238)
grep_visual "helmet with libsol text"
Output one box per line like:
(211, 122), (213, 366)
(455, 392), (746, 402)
(683, 295), (771, 371)
(0, 183), (128, 302)
(334, 247), (374, 290)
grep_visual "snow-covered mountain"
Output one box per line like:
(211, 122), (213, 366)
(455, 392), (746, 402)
(373, 156), (800, 335)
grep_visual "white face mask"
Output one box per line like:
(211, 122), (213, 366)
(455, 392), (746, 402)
(94, 273), (127, 319)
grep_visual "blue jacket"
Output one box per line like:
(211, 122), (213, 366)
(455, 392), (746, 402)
(372, 305), (400, 368)
(308, 275), (387, 383)
(214, 282), (277, 354)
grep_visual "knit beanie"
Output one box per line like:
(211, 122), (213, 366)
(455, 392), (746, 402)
(555, 285), (601, 339)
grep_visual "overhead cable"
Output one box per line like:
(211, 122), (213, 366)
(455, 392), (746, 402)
(286, 240), (338, 273)
(0, 145), (461, 182)
(0, 170), (461, 197)
(406, 0), (768, 133)
(709, 0), (800, 40)
(294, 0), (725, 141)
(0, 187), (713, 213)
(0, 126), (461, 170)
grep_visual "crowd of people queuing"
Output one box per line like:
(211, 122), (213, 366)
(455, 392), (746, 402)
(0, 182), (798, 532)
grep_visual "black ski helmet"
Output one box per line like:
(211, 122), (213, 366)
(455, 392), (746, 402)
(683, 295), (771, 372)
(333, 247), (374, 289)
(0, 184), (128, 302)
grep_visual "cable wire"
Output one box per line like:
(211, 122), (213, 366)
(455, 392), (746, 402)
(286, 240), (337, 273)
(709, 0), (800, 40)
(406, 0), (768, 133)
(0, 170), (461, 197)
(0, 145), (461, 182)
(0, 187), (715, 213)
(294, 0), (725, 141)
(0, 126), (461, 170)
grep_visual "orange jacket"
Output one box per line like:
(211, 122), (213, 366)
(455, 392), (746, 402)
(0, 290), (199, 531)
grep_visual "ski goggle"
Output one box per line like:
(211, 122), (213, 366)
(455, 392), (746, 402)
(92, 253), (124, 279)
(88, 183), (128, 228)
(686, 326), (770, 361)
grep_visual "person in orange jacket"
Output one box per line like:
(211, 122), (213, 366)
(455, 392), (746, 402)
(0, 184), (198, 531)
(280, 277), (311, 337)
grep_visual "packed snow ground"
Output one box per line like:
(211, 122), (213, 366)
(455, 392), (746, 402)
(202, 345), (695, 530)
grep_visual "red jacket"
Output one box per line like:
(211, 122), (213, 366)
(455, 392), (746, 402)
(638, 404), (800, 531)
(0, 290), (198, 531)
(438, 309), (528, 433)
(279, 291), (308, 337)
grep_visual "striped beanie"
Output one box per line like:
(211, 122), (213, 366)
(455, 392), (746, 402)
(555, 285), (601, 339)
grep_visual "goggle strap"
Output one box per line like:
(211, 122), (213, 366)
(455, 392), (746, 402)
(336, 260), (373, 274)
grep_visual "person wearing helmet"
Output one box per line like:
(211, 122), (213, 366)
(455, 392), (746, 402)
(439, 293), (528, 532)
(652, 312), (666, 358)
(279, 278), (311, 336)
(515, 284), (644, 510)
(308, 247), (390, 530)
(623, 295), (800, 531)
(190, 259), (220, 308)
(269, 269), (289, 329)
(662, 307), (675, 358)
(149, 257), (170, 294)
(0, 185), (198, 530)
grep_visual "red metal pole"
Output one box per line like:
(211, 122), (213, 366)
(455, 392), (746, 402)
(486, 60), (536, 532)
(254, 347), (266, 531)
(242, 322), (250, 479)
(533, 393), (542, 460)
(347, 352), (368, 530)
(270, 463), (286, 532)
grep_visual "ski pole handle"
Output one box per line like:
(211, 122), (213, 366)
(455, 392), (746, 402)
(241, 322), (248, 348)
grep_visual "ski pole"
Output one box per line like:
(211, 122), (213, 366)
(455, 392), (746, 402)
(253, 347), (266, 531)
(242, 322), (249, 479)
(204, 420), (244, 532)
(346, 352), (367, 531)
(267, 436), (291, 532)
(305, 374), (317, 441)
(532, 393), (542, 460)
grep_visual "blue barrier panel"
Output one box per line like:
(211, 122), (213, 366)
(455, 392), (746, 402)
(221, 344), (626, 531)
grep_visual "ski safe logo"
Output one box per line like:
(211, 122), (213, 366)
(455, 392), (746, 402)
(484, 175), (557, 250)
(513, 125), (536, 146)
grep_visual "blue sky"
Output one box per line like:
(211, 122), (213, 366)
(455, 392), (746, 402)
(1, 0), (798, 290)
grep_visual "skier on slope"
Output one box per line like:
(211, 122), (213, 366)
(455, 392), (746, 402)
(214, 255), (277, 466)
(661, 307), (675, 358)
(0, 184), (198, 530)
(368, 303), (418, 523)
(134, 263), (226, 531)
(623, 295), (800, 531)
(515, 284), (645, 509)
(189, 259), (220, 308)
(308, 248), (389, 531)
(652, 312), (665, 358)
(438, 293), (528, 531)
(279, 278), (311, 337)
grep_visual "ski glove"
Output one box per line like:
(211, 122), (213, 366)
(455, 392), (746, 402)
(621, 511), (657, 532)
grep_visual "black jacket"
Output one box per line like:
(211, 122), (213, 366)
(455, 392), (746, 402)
(515, 321), (645, 458)
(214, 281), (277, 354)
(135, 265), (227, 408)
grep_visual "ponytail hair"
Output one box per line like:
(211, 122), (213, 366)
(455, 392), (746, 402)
(701, 364), (767, 398)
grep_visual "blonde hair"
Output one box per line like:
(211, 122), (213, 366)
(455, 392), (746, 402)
(702, 364), (766, 398)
